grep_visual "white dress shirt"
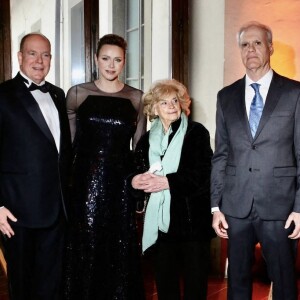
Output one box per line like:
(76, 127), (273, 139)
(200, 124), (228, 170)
(20, 71), (61, 152)
(245, 69), (273, 118)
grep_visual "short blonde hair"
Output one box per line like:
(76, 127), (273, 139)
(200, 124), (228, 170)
(143, 79), (191, 121)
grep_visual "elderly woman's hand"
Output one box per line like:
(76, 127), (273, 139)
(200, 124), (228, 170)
(132, 172), (153, 190)
(132, 173), (169, 193)
(142, 173), (169, 193)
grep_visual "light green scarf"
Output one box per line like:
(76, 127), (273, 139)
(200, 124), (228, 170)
(142, 113), (188, 252)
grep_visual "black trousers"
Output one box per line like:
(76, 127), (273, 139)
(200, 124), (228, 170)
(151, 238), (211, 300)
(3, 218), (65, 300)
(226, 206), (298, 300)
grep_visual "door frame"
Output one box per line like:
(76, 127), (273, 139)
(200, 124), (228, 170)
(0, 0), (187, 86)
(0, 0), (12, 83)
(172, 0), (189, 88)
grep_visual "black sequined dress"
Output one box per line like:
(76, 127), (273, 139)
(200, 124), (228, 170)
(63, 82), (146, 300)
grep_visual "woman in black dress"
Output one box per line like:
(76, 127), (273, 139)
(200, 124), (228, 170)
(132, 79), (215, 300)
(64, 34), (146, 299)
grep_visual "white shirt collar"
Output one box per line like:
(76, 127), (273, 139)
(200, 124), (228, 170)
(245, 69), (273, 88)
(20, 71), (46, 87)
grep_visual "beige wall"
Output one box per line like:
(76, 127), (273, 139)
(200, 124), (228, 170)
(10, 0), (57, 83)
(189, 0), (225, 276)
(189, 0), (225, 146)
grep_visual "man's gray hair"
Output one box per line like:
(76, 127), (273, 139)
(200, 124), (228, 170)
(237, 21), (273, 46)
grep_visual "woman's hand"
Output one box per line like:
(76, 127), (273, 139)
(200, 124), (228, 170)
(143, 173), (169, 193)
(132, 173), (169, 193)
(131, 172), (153, 190)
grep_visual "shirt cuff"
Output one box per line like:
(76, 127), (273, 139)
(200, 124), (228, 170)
(211, 206), (220, 214)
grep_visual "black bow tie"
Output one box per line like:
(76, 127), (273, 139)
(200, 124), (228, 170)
(28, 82), (49, 93)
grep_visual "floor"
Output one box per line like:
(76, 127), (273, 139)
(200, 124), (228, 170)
(0, 267), (9, 300)
(145, 278), (272, 299)
(143, 262), (272, 300)
(0, 252), (298, 299)
(0, 262), (272, 300)
(145, 274), (300, 299)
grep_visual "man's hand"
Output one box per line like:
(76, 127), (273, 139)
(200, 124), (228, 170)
(285, 212), (300, 239)
(0, 207), (17, 238)
(212, 211), (229, 239)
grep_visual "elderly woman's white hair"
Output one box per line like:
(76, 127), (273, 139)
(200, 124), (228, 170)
(143, 79), (191, 121)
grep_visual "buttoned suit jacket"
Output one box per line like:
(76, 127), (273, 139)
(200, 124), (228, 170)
(0, 72), (71, 228)
(211, 71), (300, 220)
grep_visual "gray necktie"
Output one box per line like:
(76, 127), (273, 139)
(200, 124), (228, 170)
(249, 83), (264, 137)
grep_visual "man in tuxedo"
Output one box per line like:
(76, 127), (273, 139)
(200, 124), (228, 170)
(0, 33), (71, 299)
(211, 21), (300, 300)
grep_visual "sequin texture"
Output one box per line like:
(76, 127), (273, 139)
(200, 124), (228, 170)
(63, 94), (145, 300)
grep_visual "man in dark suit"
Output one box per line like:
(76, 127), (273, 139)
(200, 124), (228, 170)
(0, 33), (71, 299)
(211, 21), (300, 300)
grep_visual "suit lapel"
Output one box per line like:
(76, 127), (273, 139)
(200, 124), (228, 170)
(14, 74), (56, 146)
(254, 72), (282, 140)
(234, 77), (254, 140)
(49, 86), (65, 152)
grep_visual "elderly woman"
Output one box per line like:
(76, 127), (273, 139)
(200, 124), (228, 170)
(132, 79), (215, 300)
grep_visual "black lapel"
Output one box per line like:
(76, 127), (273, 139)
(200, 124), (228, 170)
(14, 73), (56, 146)
(234, 77), (253, 140)
(48, 86), (65, 151)
(254, 72), (282, 139)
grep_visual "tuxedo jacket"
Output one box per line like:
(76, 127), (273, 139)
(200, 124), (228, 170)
(0, 73), (71, 228)
(211, 71), (300, 220)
